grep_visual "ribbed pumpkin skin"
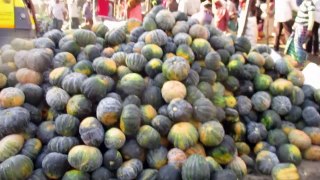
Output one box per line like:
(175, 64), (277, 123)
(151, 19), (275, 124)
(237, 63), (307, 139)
(145, 58), (163, 78)
(53, 52), (76, 68)
(256, 151), (279, 175)
(226, 156), (248, 179)
(125, 53), (148, 73)
(269, 78), (294, 96)
(140, 104), (157, 125)
(16, 68), (43, 85)
(206, 156), (223, 174)
(66, 94), (92, 119)
(303, 145), (320, 161)
(62, 72), (87, 95)
(73, 29), (97, 47)
(68, 145), (103, 172)
(17, 83), (43, 106)
(119, 73), (145, 97)
(271, 96), (292, 116)
(91, 167), (113, 180)
(120, 104), (142, 136)
(37, 121), (57, 144)
(62, 169), (90, 180)
(103, 149), (123, 171)
(46, 87), (70, 110)
(199, 121), (225, 147)
(303, 127), (320, 145)
(117, 159), (143, 180)
(26, 48), (53, 72)
(167, 98), (193, 122)
(104, 127), (126, 149)
(168, 122), (199, 150)
(73, 60), (94, 76)
(79, 117), (104, 147)
(182, 154), (210, 180)
(0, 134), (25, 162)
(145, 29), (168, 46)
(137, 169), (158, 180)
(302, 106), (320, 127)
(54, 114), (80, 137)
(277, 144), (302, 165)
(185, 143), (206, 157)
(141, 44), (163, 60)
(151, 115), (173, 136)
(251, 91), (271, 112)
(147, 146), (168, 169)
(161, 81), (187, 103)
(47, 136), (79, 154)
(191, 38), (212, 60)
(272, 163), (300, 180)
(260, 110), (281, 130)
(208, 135), (236, 165)
(91, 23), (109, 38)
(21, 138), (42, 160)
(0, 155), (34, 180)
(174, 32), (192, 46)
(121, 139), (146, 161)
(28, 168), (48, 180)
(162, 56), (190, 81)
(176, 44), (195, 64)
(155, 10), (175, 31)
(81, 75), (114, 102)
(193, 98), (217, 123)
(137, 125), (161, 149)
(92, 57), (117, 76)
(105, 27), (126, 46)
(0, 87), (25, 108)
(42, 152), (70, 179)
(288, 129), (312, 150)
(96, 97), (122, 126)
(0, 107), (30, 139)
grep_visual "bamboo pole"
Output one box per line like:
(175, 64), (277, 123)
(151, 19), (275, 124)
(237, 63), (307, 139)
(265, 0), (270, 45)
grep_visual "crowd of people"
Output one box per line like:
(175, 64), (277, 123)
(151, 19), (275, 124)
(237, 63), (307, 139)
(43, 0), (319, 64)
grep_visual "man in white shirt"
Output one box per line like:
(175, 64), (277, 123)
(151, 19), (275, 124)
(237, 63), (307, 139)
(67, 0), (80, 29)
(177, 0), (201, 16)
(49, 0), (68, 31)
(274, 0), (298, 51)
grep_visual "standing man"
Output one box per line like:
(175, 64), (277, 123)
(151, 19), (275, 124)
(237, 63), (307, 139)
(274, 0), (298, 51)
(67, 0), (80, 29)
(82, 0), (93, 28)
(177, 0), (201, 16)
(306, 0), (319, 56)
(49, 0), (68, 31)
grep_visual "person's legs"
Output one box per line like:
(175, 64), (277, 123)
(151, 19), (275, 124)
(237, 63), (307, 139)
(282, 20), (294, 40)
(57, 19), (63, 31)
(313, 22), (319, 55)
(294, 25), (308, 64)
(274, 22), (283, 51)
(52, 18), (58, 30)
(71, 17), (79, 29)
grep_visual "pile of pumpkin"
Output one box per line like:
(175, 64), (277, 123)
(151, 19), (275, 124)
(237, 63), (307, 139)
(1, 5), (320, 180)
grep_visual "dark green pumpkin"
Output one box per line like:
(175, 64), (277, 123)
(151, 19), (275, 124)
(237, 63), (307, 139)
(103, 149), (123, 170)
(247, 51), (265, 67)
(73, 29), (97, 47)
(137, 125), (161, 149)
(59, 39), (81, 56)
(81, 75), (114, 102)
(123, 95), (141, 107)
(254, 141), (276, 155)
(92, 23), (109, 38)
(62, 170), (90, 180)
(167, 98), (193, 122)
(246, 122), (268, 144)
(54, 114), (80, 137)
(236, 95), (252, 115)
(157, 164), (181, 180)
(193, 98), (217, 122)
(162, 56), (190, 81)
(144, 58), (163, 78)
(61, 72), (87, 95)
(184, 69), (200, 86)
(191, 38), (212, 60)
(83, 44), (101, 61)
(120, 104), (142, 136)
(141, 44), (163, 60)
(79, 117), (104, 147)
(235, 142), (251, 156)
(251, 91), (271, 112)
(284, 106), (302, 123)
(151, 115), (173, 136)
(146, 146), (168, 169)
(199, 69), (217, 85)
(49, 67), (72, 87)
(0, 155), (33, 180)
(234, 36), (251, 54)
(277, 144), (302, 165)
(73, 60), (94, 76)
(21, 138), (42, 160)
(117, 159), (143, 180)
(145, 29), (168, 46)
(142, 86), (164, 109)
(223, 76), (240, 92)
(182, 154), (210, 180)
(137, 169), (158, 180)
(176, 44), (195, 64)
(199, 121), (225, 147)
(47, 136), (79, 154)
(186, 86), (205, 104)
(168, 122), (199, 150)
(22, 103), (42, 124)
(92, 57), (117, 76)
(271, 96), (292, 116)
(104, 127), (126, 149)
(68, 145), (103, 172)
(208, 135), (236, 165)
(140, 104), (158, 125)
(302, 106), (320, 127)
(26, 48), (53, 72)
(53, 52), (76, 68)
(226, 156), (248, 179)
(46, 87), (70, 111)
(66, 94), (92, 119)
(42, 152), (70, 179)
(290, 86), (305, 106)
(17, 83), (43, 106)
(255, 150), (279, 175)
(28, 168), (48, 180)
(211, 169), (237, 180)
(119, 73), (145, 97)
(37, 121), (57, 144)
(267, 129), (289, 147)
(269, 78), (294, 96)
(96, 97), (122, 126)
(254, 74), (273, 91)
(91, 167), (113, 180)
(260, 110), (281, 130)
(121, 139), (146, 161)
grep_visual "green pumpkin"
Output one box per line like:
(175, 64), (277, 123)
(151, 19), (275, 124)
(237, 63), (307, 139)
(137, 169), (158, 180)
(117, 159), (143, 180)
(157, 164), (182, 180)
(119, 73), (145, 97)
(176, 44), (195, 64)
(251, 91), (271, 112)
(272, 163), (300, 180)
(92, 57), (117, 76)
(83, 44), (101, 61)
(0, 155), (33, 180)
(68, 145), (103, 172)
(81, 75), (114, 102)
(191, 38), (212, 60)
(59, 39), (81, 56)
(28, 168), (48, 180)
(186, 86), (205, 104)
(143, 15), (157, 31)
(254, 141), (276, 155)
(235, 142), (251, 156)
(26, 48), (53, 72)
(189, 24), (210, 40)
(256, 150), (279, 175)
(0, 134), (25, 162)
(223, 76), (240, 92)
(236, 95), (252, 115)
(197, 82), (213, 99)
(73, 60), (94, 76)
(234, 36), (251, 54)
(61, 72), (87, 95)
(271, 96), (292, 116)
(62, 169), (90, 180)
(103, 149), (123, 170)
(193, 98), (217, 122)
(184, 69), (200, 86)
(254, 74), (273, 91)
(199, 121), (225, 147)
(277, 144), (301, 165)
(42, 152), (70, 179)
(91, 167), (113, 180)
(208, 135), (236, 165)
(199, 69), (217, 85)
(104, 127), (126, 149)
(21, 138), (42, 160)
(16, 83), (43, 106)
(141, 44), (163, 60)
(182, 154), (210, 180)
(246, 122), (268, 144)
(290, 86), (305, 106)
(151, 115), (173, 136)
(247, 51), (265, 67)
(66, 94), (92, 119)
(79, 117), (104, 147)
(162, 56), (190, 81)
(96, 97), (122, 126)
(230, 121), (246, 141)
(54, 114), (80, 137)
(120, 104), (142, 136)
(73, 29), (97, 47)
(49, 67), (72, 87)
(168, 122), (199, 150)
(53, 52), (76, 68)
(91, 23), (109, 38)
(267, 129), (289, 147)
(174, 32), (192, 46)
(302, 106), (320, 127)
(226, 156), (248, 179)
(37, 121), (57, 144)
(47, 136), (79, 154)
(206, 156), (223, 175)
(167, 98), (193, 122)
(147, 146), (168, 169)
(105, 27), (126, 46)
(137, 125), (161, 149)
(145, 29), (168, 46)
(140, 104), (158, 125)
(145, 58), (163, 78)
(46, 87), (70, 111)
(269, 78), (294, 96)
(227, 59), (244, 77)
(121, 139), (146, 161)
(260, 110), (281, 130)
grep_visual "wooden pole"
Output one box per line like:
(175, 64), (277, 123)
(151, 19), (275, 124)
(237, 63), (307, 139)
(265, 0), (270, 45)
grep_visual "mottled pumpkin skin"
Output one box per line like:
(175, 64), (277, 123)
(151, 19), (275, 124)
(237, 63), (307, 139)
(0, 134), (25, 162)
(162, 56), (190, 81)
(120, 104), (142, 136)
(47, 136), (79, 154)
(272, 163), (300, 180)
(42, 152), (70, 179)
(182, 154), (211, 180)
(185, 143), (206, 157)
(68, 145), (103, 172)
(62, 72), (87, 95)
(73, 60), (94, 76)
(117, 159), (143, 180)
(256, 150), (280, 175)
(226, 156), (248, 179)
(103, 149), (123, 171)
(49, 67), (72, 87)
(119, 73), (146, 97)
(277, 144), (302, 165)
(208, 135), (236, 165)
(137, 125), (161, 149)
(93, 57), (117, 76)
(0, 87), (25, 108)
(288, 129), (312, 150)
(104, 127), (126, 149)
(161, 80), (187, 103)
(140, 105), (158, 125)
(269, 78), (294, 96)
(147, 146), (168, 170)
(199, 121), (225, 147)
(54, 114), (80, 137)
(168, 122), (199, 150)
(96, 97), (122, 126)
(141, 44), (163, 60)
(193, 98), (217, 123)
(0, 155), (34, 180)
(66, 94), (92, 119)
(73, 29), (97, 47)
(79, 117), (104, 147)
(167, 148), (187, 168)
(81, 75), (114, 102)
(46, 87), (70, 111)
(21, 138), (42, 160)
(62, 169), (90, 180)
